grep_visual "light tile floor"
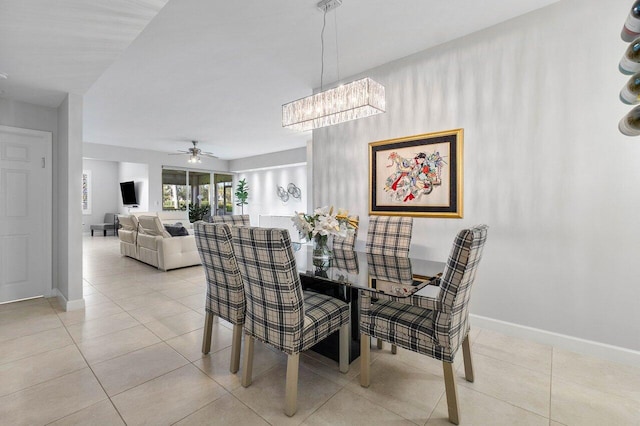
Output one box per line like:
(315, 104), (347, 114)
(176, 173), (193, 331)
(0, 236), (638, 425)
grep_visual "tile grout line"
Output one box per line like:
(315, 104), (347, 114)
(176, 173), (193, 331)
(296, 375), (345, 425)
(424, 391), (445, 426)
(49, 306), (129, 426)
(330, 354), (433, 424)
(549, 347), (554, 425)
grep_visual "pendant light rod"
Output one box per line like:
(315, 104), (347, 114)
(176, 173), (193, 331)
(282, 0), (385, 131)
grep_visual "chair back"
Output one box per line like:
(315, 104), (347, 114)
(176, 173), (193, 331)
(366, 253), (413, 284)
(194, 222), (245, 325)
(436, 225), (489, 350)
(332, 249), (359, 274)
(332, 215), (358, 250)
(104, 213), (116, 224)
(231, 226), (304, 354)
(210, 214), (250, 226)
(365, 216), (413, 257)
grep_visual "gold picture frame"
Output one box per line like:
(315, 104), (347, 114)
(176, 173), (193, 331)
(369, 129), (463, 218)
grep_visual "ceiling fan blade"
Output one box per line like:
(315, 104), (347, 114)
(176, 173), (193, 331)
(168, 152), (187, 155)
(201, 153), (219, 158)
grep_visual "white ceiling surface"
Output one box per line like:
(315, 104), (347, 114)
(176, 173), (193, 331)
(0, 0), (170, 107)
(2, 0), (560, 159)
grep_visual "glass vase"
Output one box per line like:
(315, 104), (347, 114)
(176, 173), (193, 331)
(312, 234), (332, 268)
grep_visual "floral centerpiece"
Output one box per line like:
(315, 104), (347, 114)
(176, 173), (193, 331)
(292, 207), (358, 262)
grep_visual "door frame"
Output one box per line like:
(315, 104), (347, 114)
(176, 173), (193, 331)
(0, 124), (53, 299)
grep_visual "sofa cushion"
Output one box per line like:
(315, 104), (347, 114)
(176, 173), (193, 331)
(164, 225), (189, 237)
(119, 229), (137, 244)
(118, 214), (139, 231)
(138, 215), (172, 238)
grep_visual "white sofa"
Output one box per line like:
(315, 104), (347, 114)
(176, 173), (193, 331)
(117, 214), (201, 271)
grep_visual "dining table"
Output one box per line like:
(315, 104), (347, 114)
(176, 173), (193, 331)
(293, 245), (446, 363)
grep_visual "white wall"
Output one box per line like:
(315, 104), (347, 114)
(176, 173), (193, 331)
(56, 94), (84, 305)
(81, 159), (119, 233)
(84, 142), (230, 212)
(229, 147), (306, 172)
(313, 0), (640, 352)
(235, 164), (307, 227)
(118, 162), (149, 213)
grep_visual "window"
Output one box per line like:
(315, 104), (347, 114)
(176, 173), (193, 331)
(189, 171), (210, 208)
(162, 168), (233, 214)
(213, 174), (233, 216)
(162, 169), (188, 210)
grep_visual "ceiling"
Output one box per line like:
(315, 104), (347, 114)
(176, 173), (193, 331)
(1, 0), (560, 160)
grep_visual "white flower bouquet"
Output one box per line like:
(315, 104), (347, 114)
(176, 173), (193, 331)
(292, 206), (358, 243)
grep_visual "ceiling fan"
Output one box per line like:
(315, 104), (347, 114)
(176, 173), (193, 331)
(169, 140), (218, 163)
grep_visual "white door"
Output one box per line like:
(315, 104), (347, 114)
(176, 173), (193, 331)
(0, 125), (52, 303)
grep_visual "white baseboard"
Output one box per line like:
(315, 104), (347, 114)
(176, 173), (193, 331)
(55, 289), (85, 312)
(470, 314), (640, 368)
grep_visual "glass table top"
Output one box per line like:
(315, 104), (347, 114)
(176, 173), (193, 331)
(293, 245), (445, 297)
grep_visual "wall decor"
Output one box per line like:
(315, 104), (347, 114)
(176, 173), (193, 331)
(82, 170), (92, 215)
(287, 183), (302, 199)
(369, 129), (463, 218)
(277, 185), (289, 202)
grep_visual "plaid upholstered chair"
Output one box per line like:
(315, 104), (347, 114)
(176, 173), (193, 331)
(231, 226), (350, 417)
(194, 222), (245, 373)
(209, 214), (250, 226)
(332, 249), (359, 274)
(366, 216), (413, 351)
(359, 225), (489, 425)
(332, 215), (359, 250)
(366, 215), (413, 257)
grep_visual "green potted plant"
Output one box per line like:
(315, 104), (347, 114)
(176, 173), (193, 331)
(188, 202), (211, 222)
(235, 178), (249, 214)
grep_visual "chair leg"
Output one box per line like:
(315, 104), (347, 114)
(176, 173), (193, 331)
(201, 312), (214, 354)
(285, 353), (300, 417)
(241, 334), (254, 387)
(230, 323), (243, 373)
(462, 334), (474, 382)
(91, 230), (94, 236)
(377, 338), (383, 349)
(391, 344), (397, 354)
(103, 230), (106, 237)
(442, 362), (460, 425)
(360, 333), (371, 387)
(339, 323), (349, 373)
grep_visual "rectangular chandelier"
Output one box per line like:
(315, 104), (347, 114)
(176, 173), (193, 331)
(282, 77), (385, 131)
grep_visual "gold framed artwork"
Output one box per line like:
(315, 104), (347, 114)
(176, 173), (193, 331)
(369, 129), (463, 218)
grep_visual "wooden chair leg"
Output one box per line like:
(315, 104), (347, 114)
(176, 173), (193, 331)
(229, 324), (243, 373)
(442, 362), (460, 425)
(462, 334), (474, 382)
(285, 353), (300, 417)
(360, 333), (371, 387)
(391, 344), (397, 354)
(201, 312), (214, 354)
(241, 334), (254, 387)
(339, 323), (349, 373)
(376, 338), (383, 349)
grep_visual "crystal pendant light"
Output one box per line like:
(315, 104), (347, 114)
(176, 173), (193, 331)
(282, 0), (385, 131)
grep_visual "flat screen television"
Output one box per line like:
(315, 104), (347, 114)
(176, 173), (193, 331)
(120, 181), (138, 205)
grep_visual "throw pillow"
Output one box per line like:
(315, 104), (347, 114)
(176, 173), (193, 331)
(164, 225), (189, 237)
